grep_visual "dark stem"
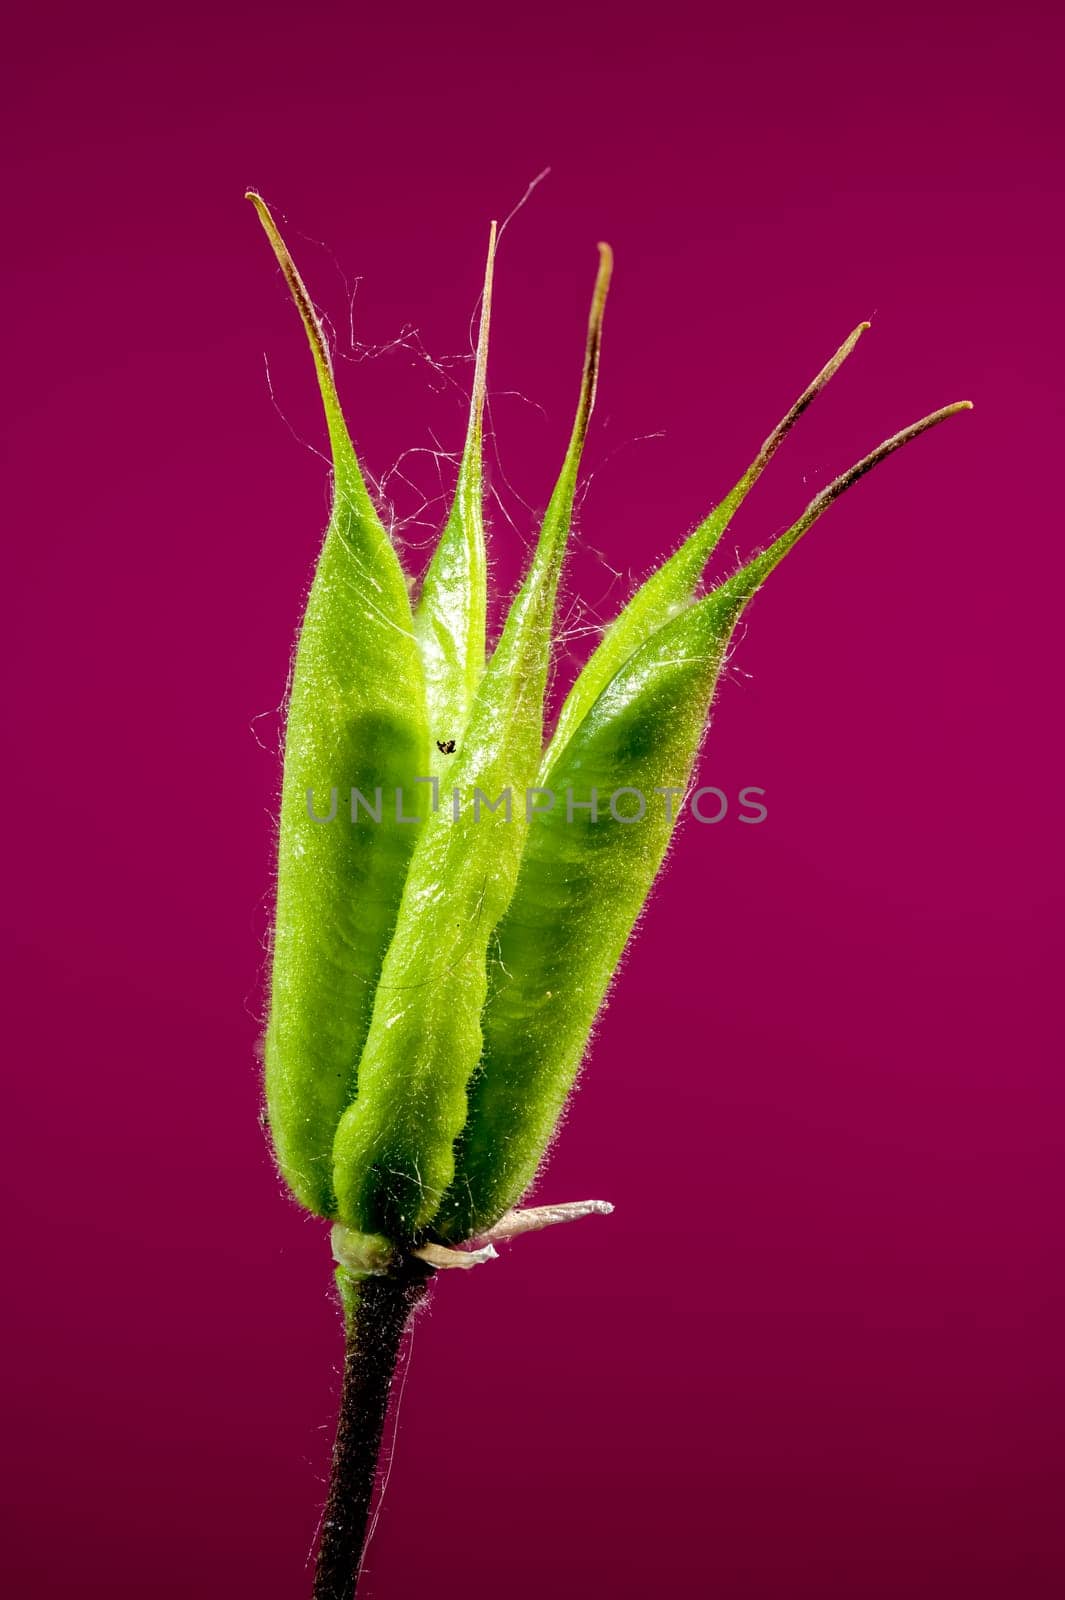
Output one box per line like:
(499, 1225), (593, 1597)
(312, 1263), (433, 1600)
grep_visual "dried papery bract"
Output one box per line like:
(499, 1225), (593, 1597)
(247, 191), (969, 1598)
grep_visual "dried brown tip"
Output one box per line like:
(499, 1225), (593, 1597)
(570, 242), (614, 454)
(755, 321), (872, 472)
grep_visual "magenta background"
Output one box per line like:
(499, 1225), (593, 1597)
(3, 2), (1062, 1595)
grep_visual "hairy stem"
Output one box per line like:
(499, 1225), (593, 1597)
(313, 1263), (433, 1600)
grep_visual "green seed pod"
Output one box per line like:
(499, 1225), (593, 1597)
(330, 246), (613, 1241)
(433, 590), (743, 1241)
(249, 195), (430, 1217)
(251, 201), (968, 1252)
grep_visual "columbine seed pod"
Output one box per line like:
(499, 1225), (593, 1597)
(251, 195), (968, 1254)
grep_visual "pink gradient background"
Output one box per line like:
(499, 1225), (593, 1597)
(3, 1), (1062, 1594)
